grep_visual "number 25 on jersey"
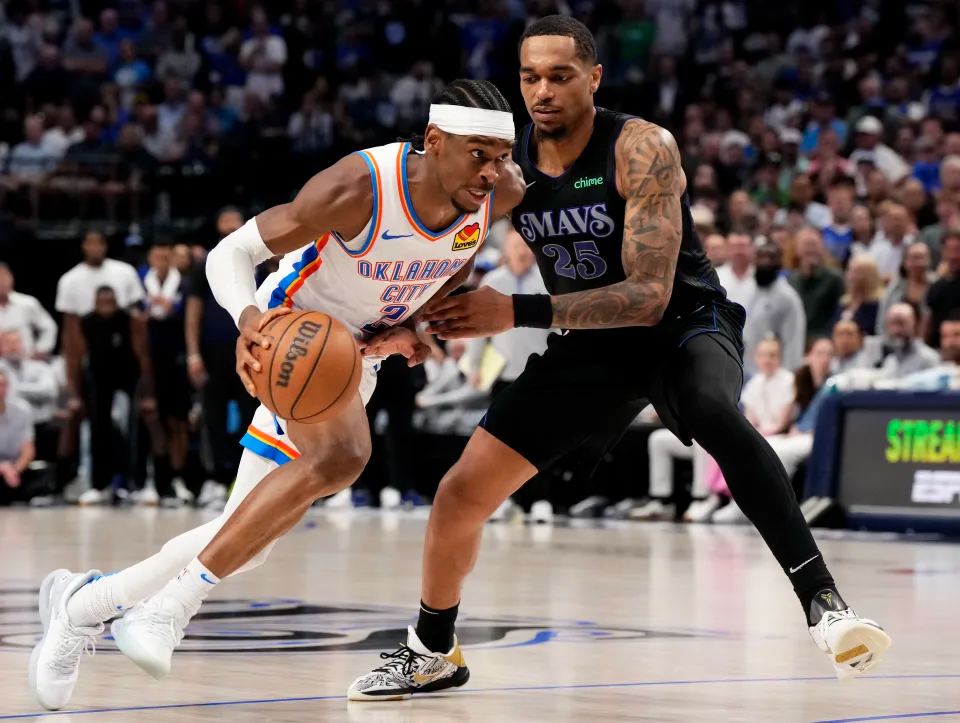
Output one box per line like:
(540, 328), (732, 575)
(542, 240), (607, 280)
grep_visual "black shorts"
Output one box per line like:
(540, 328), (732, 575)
(480, 300), (746, 471)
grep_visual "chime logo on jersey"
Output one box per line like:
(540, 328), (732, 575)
(517, 203), (616, 243)
(452, 222), (481, 251)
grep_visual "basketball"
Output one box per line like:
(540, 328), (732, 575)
(251, 310), (362, 423)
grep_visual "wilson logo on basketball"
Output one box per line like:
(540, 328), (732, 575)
(452, 223), (481, 251)
(276, 318), (324, 388)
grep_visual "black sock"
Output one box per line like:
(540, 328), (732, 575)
(415, 600), (459, 653)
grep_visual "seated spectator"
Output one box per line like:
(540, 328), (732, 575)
(902, 177), (936, 230)
(743, 242), (806, 374)
(715, 232), (755, 306)
(854, 116), (910, 184)
(0, 331), (58, 462)
(157, 77), (187, 136)
(95, 8), (130, 71)
(22, 45), (70, 109)
(42, 105), (84, 157)
(138, 0), (174, 61)
(287, 91), (335, 155)
(62, 17), (108, 80)
(896, 313), (960, 390)
(822, 176), (856, 264)
(2, 115), (59, 187)
(878, 241), (934, 336)
(831, 319), (872, 373)
(831, 254), (883, 334)
(0, 369), (44, 506)
(789, 226), (845, 340)
(240, 9), (286, 101)
(926, 231), (960, 348)
(114, 39), (151, 110)
(868, 202), (915, 280)
(0, 263), (57, 358)
(879, 303), (940, 379)
(703, 233), (728, 268)
(155, 16), (200, 83)
(850, 204), (875, 250)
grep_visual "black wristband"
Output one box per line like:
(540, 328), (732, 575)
(512, 294), (553, 329)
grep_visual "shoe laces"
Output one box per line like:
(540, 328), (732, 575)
(51, 619), (103, 676)
(373, 644), (431, 677)
(126, 604), (183, 646)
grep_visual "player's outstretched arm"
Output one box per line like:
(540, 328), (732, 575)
(549, 120), (683, 329)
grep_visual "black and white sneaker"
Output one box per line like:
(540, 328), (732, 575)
(347, 626), (469, 701)
(808, 589), (891, 680)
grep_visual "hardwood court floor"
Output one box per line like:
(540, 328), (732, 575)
(0, 507), (957, 723)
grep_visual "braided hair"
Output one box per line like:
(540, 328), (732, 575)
(404, 79), (512, 151)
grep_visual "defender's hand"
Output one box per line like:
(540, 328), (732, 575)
(360, 326), (431, 367)
(236, 305), (292, 396)
(422, 287), (515, 340)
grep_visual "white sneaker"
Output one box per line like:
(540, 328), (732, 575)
(135, 485), (160, 507)
(171, 478), (194, 504)
(529, 500), (553, 524)
(28, 569), (104, 710)
(489, 498), (518, 523)
(809, 594), (891, 680)
(111, 597), (187, 681)
(196, 480), (226, 507)
(629, 498), (672, 521)
(77, 488), (107, 506)
(379, 486), (402, 510)
(711, 500), (747, 524)
(347, 625), (468, 701)
(325, 487), (353, 508)
(684, 495), (723, 523)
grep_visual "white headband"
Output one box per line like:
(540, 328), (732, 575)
(428, 104), (515, 141)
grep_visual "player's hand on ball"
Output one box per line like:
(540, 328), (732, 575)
(236, 305), (293, 396)
(422, 287), (515, 340)
(360, 326), (431, 367)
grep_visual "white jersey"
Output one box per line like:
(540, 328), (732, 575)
(256, 141), (495, 340)
(242, 141), (495, 466)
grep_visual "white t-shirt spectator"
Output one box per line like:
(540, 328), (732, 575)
(0, 291), (58, 355)
(740, 367), (795, 433)
(867, 233), (915, 278)
(716, 265), (757, 308)
(42, 126), (84, 157)
(0, 395), (33, 462)
(55, 259), (144, 317)
(240, 35), (286, 100)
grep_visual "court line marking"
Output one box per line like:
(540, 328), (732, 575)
(2, 674), (959, 720)
(815, 712), (960, 723)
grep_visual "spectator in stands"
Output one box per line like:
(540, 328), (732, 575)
(0, 331), (57, 460)
(851, 204), (875, 251)
(114, 39), (152, 110)
(391, 61), (440, 135)
(185, 209), (258, 508)
(138, 0), (173, 62)
(785, 172), (832, 231)
(95, 9), (129, 72)
(155, 16), (200, 83)
(938, 155), (960, 204)
(22, 45), (70, 110)
(902, 177), (936, 230)
(743, 242), (806, 374)
(832, 254), (883, 334)
(896, 312), (960, 390)
(716, 232), (755, 307)
(789, 226), (845, 340)
(831, 319), (871, 374)
(0, 263), (57, 358)
(240, 9), (286, 101)
(77, 286), (152, 505)
(1, 3), (42, 83)
(2, 115), (58, 185)
(703, 233), (728, 268)
(920, 196), (959, 264)
(142, 243), (191, 506)
(878, 241), (934, 336)
(822, 176), (856, 264)
(55, 230), (144, 420)
(854, 116), (910, 184)
(926, 231), (960, 348)
(157, 77), (186, 136)
(287, 90), (335, 155)
(172, 244), (192, 276)
(869, 202), (915, 280)
(42, 105), (84, 157)
(62, 17), (108, 81)
(879, 303), (940, 379)
(0, 368), (41, 506)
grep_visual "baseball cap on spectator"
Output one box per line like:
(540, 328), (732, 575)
(855, 116), (883, 135)
(779, 128), (801, 146)
(721, 130), (751, 152)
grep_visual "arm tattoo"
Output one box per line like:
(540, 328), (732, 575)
(550, 121), (684, 329)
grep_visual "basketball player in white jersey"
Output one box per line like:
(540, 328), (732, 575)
(29, 79), (524, 711)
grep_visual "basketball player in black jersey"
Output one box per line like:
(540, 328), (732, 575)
(348, 17), (890, 701)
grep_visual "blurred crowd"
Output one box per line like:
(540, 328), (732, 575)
(1, 0), (960, 520)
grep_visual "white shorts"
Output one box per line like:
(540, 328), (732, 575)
(239, 358), (379, 465)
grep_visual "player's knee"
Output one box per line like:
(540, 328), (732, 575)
(435, 465), (499, 522)
(301, 436), (371, 497)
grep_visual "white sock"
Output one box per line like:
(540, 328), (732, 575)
(155, 558), (220, 622)
(65, 450), (277, 626)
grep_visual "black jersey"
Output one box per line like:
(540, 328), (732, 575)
(511, 107), (725, 321)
